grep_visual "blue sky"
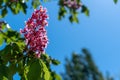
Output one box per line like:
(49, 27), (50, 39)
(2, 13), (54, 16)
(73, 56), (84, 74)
(3, 0), (120, 79)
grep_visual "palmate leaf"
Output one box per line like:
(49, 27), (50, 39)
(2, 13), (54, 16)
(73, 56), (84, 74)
(27, 59), (50, 80)
(3, 29), (22, 44)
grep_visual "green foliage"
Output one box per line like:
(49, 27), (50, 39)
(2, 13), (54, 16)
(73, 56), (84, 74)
(58, 0), (89, 23)
(0, 0), (49, 18)
(62, 49), (114, 80)
(1, 7), (8, 18)
(0, 0), (118, 24)
(50, 71), (62, 80)
(27, 59), (50, 80)
(51, 59), (61, 65)
(32, 0), (41, 9)
(81, 5), (89, 16)
(0, 34), (4, 45)
(62, 49), (105, 80)
(0, 0), (90, 23)
(0, 65), (9, 80)
(0, 0), (27, 18)
(114, 0), (118, 4)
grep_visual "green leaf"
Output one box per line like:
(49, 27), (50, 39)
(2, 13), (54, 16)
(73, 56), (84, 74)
(69, 15), (73, 23)
(0, 1), (3, 7)
(69, 15), (79, 23)
(9, 4), (16, 14)
(58, 7), (67, 20)
(54, 74), (61, 80)
(0, 42), (22, 65)
(114, 0), (118, 4)
(1, 22), (6, 30)
(43, 0), (49, 2)
(20, 3), (27, 14)
(40, 59), (50, 80)
(0, 65), (9, 79)
(4, 30), (21, 43)
(16, 41), (25, 52)
(3, 0), (9, 3)
(81, 5), (89, 16)
(27, 60), (39, 80)
(0, 34), (4, 46)
(6, 30), (20, 39)
(14, 3), (20, 14)
(24, 66), (29, 80)
(41, 54), (49, 60)
(7, 63), (17, 79)
(0, 45), (12, 64)
(50, 71), (61, 80)
(27, 59), (50, 80)
(3, 76), (8, 80)
(1, 7), (8, 17)
(32, 0), (40, 9)
(52, 59), (60, 65)
(17, 61), (28, 80)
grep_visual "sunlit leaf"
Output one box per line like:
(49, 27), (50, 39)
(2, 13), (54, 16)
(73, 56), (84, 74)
(0, 34), (4, 45)
(27, 59), (50, 80)
(40, 59), (50, 80)
(3, 0), (8, 3)
(54, 74), (61, 80)
(3, 76), (8, 80)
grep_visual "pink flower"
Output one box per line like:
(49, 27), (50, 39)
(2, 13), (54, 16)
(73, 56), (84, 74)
(63, 0), (82, 9)
(20, 6), (49, 58)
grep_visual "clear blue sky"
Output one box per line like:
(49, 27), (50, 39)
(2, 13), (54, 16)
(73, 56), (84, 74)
(3, 0), (120, 79)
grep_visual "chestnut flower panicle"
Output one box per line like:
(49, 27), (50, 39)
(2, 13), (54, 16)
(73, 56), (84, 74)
(20, 6), (49, 58)
(63, 0), (82, 9)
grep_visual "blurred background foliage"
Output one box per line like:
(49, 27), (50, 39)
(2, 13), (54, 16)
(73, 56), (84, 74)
(114, 0), (118, 4)
(62, 49), (114, 80)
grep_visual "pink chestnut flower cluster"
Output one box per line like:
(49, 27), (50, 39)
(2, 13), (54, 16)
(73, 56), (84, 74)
(20, 6), (49, 58)
(63, 0), (82, 9)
